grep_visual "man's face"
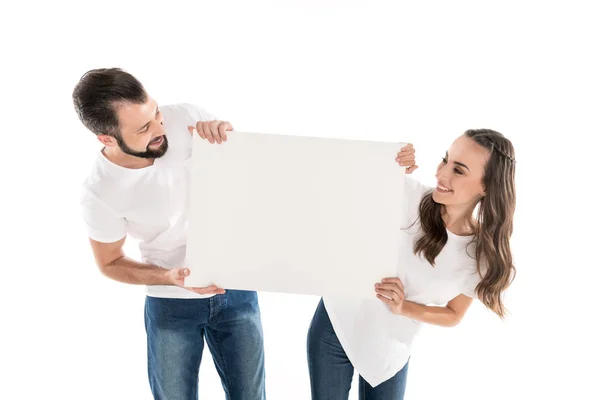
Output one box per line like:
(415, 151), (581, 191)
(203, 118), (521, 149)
(103, 96), (168, 159)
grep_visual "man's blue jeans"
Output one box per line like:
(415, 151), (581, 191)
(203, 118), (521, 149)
(145, 290), (265, 400)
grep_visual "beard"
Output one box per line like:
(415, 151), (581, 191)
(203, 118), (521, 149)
(115, 134), (169, 159)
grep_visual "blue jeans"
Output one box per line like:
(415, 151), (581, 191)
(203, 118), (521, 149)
(307, 299), (409, 400)
(144, 290), (265, 400)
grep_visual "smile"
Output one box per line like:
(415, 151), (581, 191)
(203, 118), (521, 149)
(436, 183), (453, 193)
(149, 136), (164, 146)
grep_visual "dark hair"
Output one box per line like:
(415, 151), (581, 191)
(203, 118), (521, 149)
(72, 68), (147, 137)
(414, 129), (516, 318)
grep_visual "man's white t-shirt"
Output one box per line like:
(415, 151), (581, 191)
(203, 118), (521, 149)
(80, 103), (215, 299)
(323, 177), (482, 387)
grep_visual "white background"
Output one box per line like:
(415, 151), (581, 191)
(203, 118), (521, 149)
(1, 1), (598, 399)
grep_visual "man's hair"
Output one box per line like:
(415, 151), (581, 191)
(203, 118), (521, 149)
(72, 68), (147, 137)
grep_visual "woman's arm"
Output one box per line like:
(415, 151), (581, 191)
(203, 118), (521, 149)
(399, 295), (473, 327)
(376, 278), (473, 327)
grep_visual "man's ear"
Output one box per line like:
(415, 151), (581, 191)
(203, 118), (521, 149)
(97, 134), (118, 148)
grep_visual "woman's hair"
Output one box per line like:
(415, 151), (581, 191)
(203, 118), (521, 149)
(413, 129), (516, 318)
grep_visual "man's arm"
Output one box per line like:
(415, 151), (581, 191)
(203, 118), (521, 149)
(90, 237), (170, 285)
(89, 237), (224, 294)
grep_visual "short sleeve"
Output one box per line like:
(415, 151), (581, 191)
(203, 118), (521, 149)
(158, 103), (219, 160)
(402, 176), (433, 227)
(461, 269), (482, 299)
(404, 176), (432, 208)
(80, 189), (127, 243)
(181, 103), (217, 124)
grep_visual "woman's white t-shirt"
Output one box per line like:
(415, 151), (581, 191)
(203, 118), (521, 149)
(323, 176), (482, 387)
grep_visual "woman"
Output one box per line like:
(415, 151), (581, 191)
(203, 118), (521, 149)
(307, 129), (516, 399)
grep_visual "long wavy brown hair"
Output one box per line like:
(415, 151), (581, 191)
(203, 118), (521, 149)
(413, 129), (516, 318)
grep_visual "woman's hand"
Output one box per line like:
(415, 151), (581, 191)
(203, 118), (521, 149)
(375, 277), (406, 315)
(396, 144), (418, 174)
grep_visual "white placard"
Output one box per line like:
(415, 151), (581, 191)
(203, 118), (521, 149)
(185, 131), (406, 298)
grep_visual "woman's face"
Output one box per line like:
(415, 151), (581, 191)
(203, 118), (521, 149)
(432, 135), (489, 208)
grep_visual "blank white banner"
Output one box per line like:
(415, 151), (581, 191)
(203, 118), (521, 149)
(185, 131), (406, 298)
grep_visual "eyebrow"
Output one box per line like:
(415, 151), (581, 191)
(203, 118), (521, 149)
(135, 103), (159, 133)
(446, 151), (470, 171)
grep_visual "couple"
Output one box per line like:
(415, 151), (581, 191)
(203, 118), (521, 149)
(73, 68), (516, 400)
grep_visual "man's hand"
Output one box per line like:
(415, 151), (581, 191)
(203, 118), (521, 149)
(375, 277), (406, 315)
(396, 143), (418, 174)
(166, 267), (226, 295)
(188, 120), (233, 144)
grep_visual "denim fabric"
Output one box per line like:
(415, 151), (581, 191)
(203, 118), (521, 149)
(145, 290), (265, 400)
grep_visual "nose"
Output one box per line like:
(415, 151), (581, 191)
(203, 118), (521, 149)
(436, 163), (451, 181)
(155, 114), (165, 134)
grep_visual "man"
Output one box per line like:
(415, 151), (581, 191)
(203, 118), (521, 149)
(72, 68), (265, 400)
